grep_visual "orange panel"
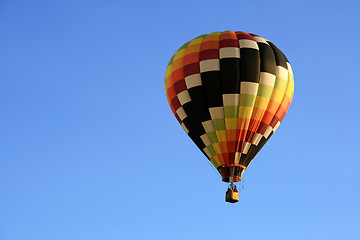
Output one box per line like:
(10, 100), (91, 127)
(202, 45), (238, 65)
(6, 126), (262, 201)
(201, 40), (219, 50)
(183, 52), (200, 65)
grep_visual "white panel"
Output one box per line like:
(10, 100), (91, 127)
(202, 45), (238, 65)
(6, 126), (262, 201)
(202, 120), (214, 132)
(276, 66), (288, 80)
(273, 121), (281, 132)
(286, 62), (293, 76)
(185, 73), (202, 89)
(209, 107), (224, 119)
(264, 126), (273, 138)
(242, 142), (251, 154)
(200, 134), (211, 146)
(260, 72), (276, 87)
(181, 122), (189, 133)
(203, 147), (212, 159)
(177, 91), (191, 105)
(220, 47), (240, 59)
(176, 107), (187, 121)
(239, 39), (259, 50)
(200, 59), (220, 72)
(234, 152), (241, 164)
(253, 36), (268, 44)
(223, 94), (240, 106)
(240, 82), (259, 95)
(252, 133), (262, 146)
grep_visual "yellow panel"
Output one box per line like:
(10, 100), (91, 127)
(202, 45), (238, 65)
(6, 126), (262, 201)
(225, 118), (238, 130)
(165, 65), (172, 79)
(271, 88), (285, 103)
(238, 106), (254, 119)
(191, 37), (205, 45)
(286, 74), (294, 97)
(213, 155), (222, 166)
(212, 143), (222, 155)
(254, 96), (270, 110)
(173, 49), (186, 61)
(210, 157), (221, 169)
(211, 141), (225, 165)
(216, 130), (227, 142)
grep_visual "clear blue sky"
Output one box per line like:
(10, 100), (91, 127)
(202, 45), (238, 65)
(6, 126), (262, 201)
(1, 0), (360, 239)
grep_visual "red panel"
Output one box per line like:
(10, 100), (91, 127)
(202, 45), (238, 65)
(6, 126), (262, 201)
(228, 152), (235, 162)
(171, 97), (181, 110)
(245, 130), (256, 143)
(236, 31), (255, 40)
(235, 141), (244, 154)
(269, 116), (280, 128)
(257, 122), (269, 135)
(222, 153), (229, 164)
(174, 113), (181, 123)
(219, 39), (238, 48)
(173, 79), (187, 94)
(183, 63), (200, 77)
(199, 49), (219, 61)
(247, 119), (261, 133)
(227, 141), (237, 153)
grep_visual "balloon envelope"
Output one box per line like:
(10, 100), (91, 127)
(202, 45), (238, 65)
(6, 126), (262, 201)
(165, 31), (294, 182)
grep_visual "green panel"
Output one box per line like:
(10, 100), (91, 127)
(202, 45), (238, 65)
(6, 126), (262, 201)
(239, 94), (257, 107)
(207, 145), (217, 156)
(196, 34), (208, 39)
(207, 131), (218, 143)
(167, 55), (175, 68)
(257, 84), (274, 98)
(179, 41), (191, 51)
(212, 119), (226, 130)
(224, 106), (239, 118)
(274, 77), (288, 92)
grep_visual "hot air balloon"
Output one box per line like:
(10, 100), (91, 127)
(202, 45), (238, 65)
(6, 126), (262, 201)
(164, 31), (294, 203)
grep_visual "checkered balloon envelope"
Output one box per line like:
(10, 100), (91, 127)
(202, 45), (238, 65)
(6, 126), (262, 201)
(165, 31), (294, 184)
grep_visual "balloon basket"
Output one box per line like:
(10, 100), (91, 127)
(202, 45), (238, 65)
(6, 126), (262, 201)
(225, 184), (239, 203)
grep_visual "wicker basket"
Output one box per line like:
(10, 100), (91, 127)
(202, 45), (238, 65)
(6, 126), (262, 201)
(225, 189), (239, 203)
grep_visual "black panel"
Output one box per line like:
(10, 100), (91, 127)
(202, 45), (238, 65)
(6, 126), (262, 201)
(239, 48), (260, 83)
(201, 71), (223, 108)
(258, 42), (276, 75)
(182, 102), (205, 137)
(220, 58), (241, 94)
(187, 86), (211, 123)
(267, 41), (287, 68)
